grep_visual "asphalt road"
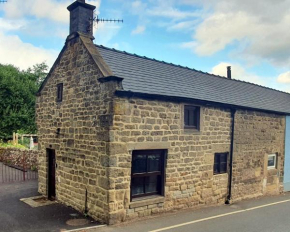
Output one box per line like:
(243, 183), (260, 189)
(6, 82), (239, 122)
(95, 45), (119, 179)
(0, 180), (99, 232)
(92, 193), (290, 232)
(1, 172), (290, 232)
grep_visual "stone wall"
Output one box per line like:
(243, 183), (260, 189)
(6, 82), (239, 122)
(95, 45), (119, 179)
(232, 110), (285, 200)
(36, 35), (120, 223)
(107, 97), (233, 223)
(105, 97), (285, 224)
(36, 35), (286, 225)
(0, 147), (39, 170)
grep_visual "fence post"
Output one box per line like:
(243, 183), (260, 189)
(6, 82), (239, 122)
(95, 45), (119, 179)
(13, 132), (16, 145)
(22, 153), (25, 181)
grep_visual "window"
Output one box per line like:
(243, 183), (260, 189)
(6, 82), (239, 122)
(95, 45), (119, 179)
(184, 105), (200, 130)
(214, 153), (228, 174)
(268, 154), (277, 169)
(57, 83), (63, 102)
(131, 150), (166, 199)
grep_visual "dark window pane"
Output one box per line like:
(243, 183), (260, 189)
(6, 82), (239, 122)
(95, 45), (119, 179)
(145, 175), (159, 193)
(220, 154), (227, 162)
(189, 109), (194, 126)
(57, 83), (63, 102)
(148, 154), (161, 172)
(220, 163), (227, 173)
(132, 177), (145, 196)
(214, 163), (219, 174)
(184, 109), (189, 126)
(184, 106), (200, 129)
(132, 155), (147, 173)
(268, 156), (275, 167)
(214, 153), (228, 174)
(214, 154), (219, 164)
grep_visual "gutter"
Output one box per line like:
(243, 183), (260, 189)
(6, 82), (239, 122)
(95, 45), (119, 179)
(115, 90), (290, 116)
(226, 108), (236, 204)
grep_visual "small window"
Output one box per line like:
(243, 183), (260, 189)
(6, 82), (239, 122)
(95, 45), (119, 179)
(57, 83), (63, 102)
(184, 105), (200, 130)
(131, 150), (166, 200)
(268, 154), (277, 169)
(214, 153), (228, 174)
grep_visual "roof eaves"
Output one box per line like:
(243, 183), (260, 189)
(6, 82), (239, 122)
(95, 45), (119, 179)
(115, 90), (290, 115)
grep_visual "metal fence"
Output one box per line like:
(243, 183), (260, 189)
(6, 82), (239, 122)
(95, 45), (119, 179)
(0, 162), (38, 184)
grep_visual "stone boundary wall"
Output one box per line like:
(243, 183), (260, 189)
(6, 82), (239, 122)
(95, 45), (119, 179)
(0, 147), (40, 170)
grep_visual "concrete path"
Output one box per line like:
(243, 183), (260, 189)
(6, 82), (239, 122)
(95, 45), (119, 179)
(84, 193), (290, 232)
(0, 180), (100, 232)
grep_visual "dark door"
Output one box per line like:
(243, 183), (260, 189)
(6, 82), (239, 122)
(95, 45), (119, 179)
(47, 149), (56, 200)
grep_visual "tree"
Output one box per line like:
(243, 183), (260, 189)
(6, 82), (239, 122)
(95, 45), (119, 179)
(0, 63), (48, 140)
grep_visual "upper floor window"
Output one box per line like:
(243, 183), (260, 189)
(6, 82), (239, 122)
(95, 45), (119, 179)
(57, 83), (63, 102)
(184, 105), (200, 130)
(131, 150), (166, 200)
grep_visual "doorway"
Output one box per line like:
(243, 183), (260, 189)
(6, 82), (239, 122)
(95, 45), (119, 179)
(47, 149), (56, 200)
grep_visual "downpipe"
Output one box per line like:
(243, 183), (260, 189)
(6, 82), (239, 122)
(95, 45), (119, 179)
(225, 108), (236, 204)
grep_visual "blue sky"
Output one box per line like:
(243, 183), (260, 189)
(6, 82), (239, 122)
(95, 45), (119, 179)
(0, 0), (289, 92)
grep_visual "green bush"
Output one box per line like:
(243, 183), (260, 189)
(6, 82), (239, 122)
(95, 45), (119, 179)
(0, 140), (27, 149)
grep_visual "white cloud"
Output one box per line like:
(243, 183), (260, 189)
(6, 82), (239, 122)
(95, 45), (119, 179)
(94, 23), (122, 46)
(189, 0), (290, 67)
(148, 6), (200, 20)
(167, 20), (197, 32)
(277, 71), (290, 84)
(131, 25), (145, 35)
(0, 32), (58, 70)
(0, 18), (27, 31)
(2, 0), (100, 23)
(211, 62), (264, 86)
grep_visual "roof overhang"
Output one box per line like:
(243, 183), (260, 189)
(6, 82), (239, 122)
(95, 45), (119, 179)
(115, 90), (290, 116)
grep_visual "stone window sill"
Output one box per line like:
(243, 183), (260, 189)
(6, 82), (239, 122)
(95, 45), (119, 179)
(183, 129), (201, 135)
(130, 195), (165, 209)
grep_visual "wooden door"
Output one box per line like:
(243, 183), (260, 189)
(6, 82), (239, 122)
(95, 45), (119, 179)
(47, 149), (56, 200)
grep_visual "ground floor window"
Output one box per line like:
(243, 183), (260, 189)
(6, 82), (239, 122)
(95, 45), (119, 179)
(214, 152), (228, 174)
(268, 154), (277, 169)
(131, 149), (166, 199)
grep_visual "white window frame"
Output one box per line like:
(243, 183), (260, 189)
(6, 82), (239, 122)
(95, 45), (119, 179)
(267, 154), (277, 170)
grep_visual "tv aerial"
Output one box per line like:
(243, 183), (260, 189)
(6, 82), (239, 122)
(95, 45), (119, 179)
(90, 11), (123, 29)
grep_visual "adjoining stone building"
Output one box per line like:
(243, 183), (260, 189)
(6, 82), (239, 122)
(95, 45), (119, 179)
(36, 0), (290, 225)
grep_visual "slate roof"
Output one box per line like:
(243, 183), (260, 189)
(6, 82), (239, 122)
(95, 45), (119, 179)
(96, 45), (290, 114)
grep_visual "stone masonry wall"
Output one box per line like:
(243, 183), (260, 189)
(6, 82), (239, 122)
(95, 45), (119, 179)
(35, 35), (286, 225)
(232, 110), (285, 200)
(107, 97), (232, 223)
(0, 147), (39, 170)
(36, 35), (118, 223)
(106, 97), (285, 224)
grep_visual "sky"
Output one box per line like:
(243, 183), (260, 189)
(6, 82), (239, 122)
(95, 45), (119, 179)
(0, 0), (289, 93)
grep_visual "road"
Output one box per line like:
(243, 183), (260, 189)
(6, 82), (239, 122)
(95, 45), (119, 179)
(1, 175), (290, 232)
(87, 193), (290, 232)
(0, 180), (100, 232)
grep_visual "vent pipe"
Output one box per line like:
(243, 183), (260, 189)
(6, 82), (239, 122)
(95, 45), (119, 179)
(227, 66), (232, 79)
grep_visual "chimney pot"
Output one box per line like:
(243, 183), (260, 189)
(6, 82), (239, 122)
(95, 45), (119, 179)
(227, 66), (232, 79)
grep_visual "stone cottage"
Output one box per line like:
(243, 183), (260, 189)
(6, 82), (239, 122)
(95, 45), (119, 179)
(36, 0), (290, 225)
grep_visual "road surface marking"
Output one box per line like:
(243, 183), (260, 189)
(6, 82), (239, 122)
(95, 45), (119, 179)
(62, 224), (106, 232)
(149, 199), (290, 232)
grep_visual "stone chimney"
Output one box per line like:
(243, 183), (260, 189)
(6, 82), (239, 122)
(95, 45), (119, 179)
(67, 0), (96, 37)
